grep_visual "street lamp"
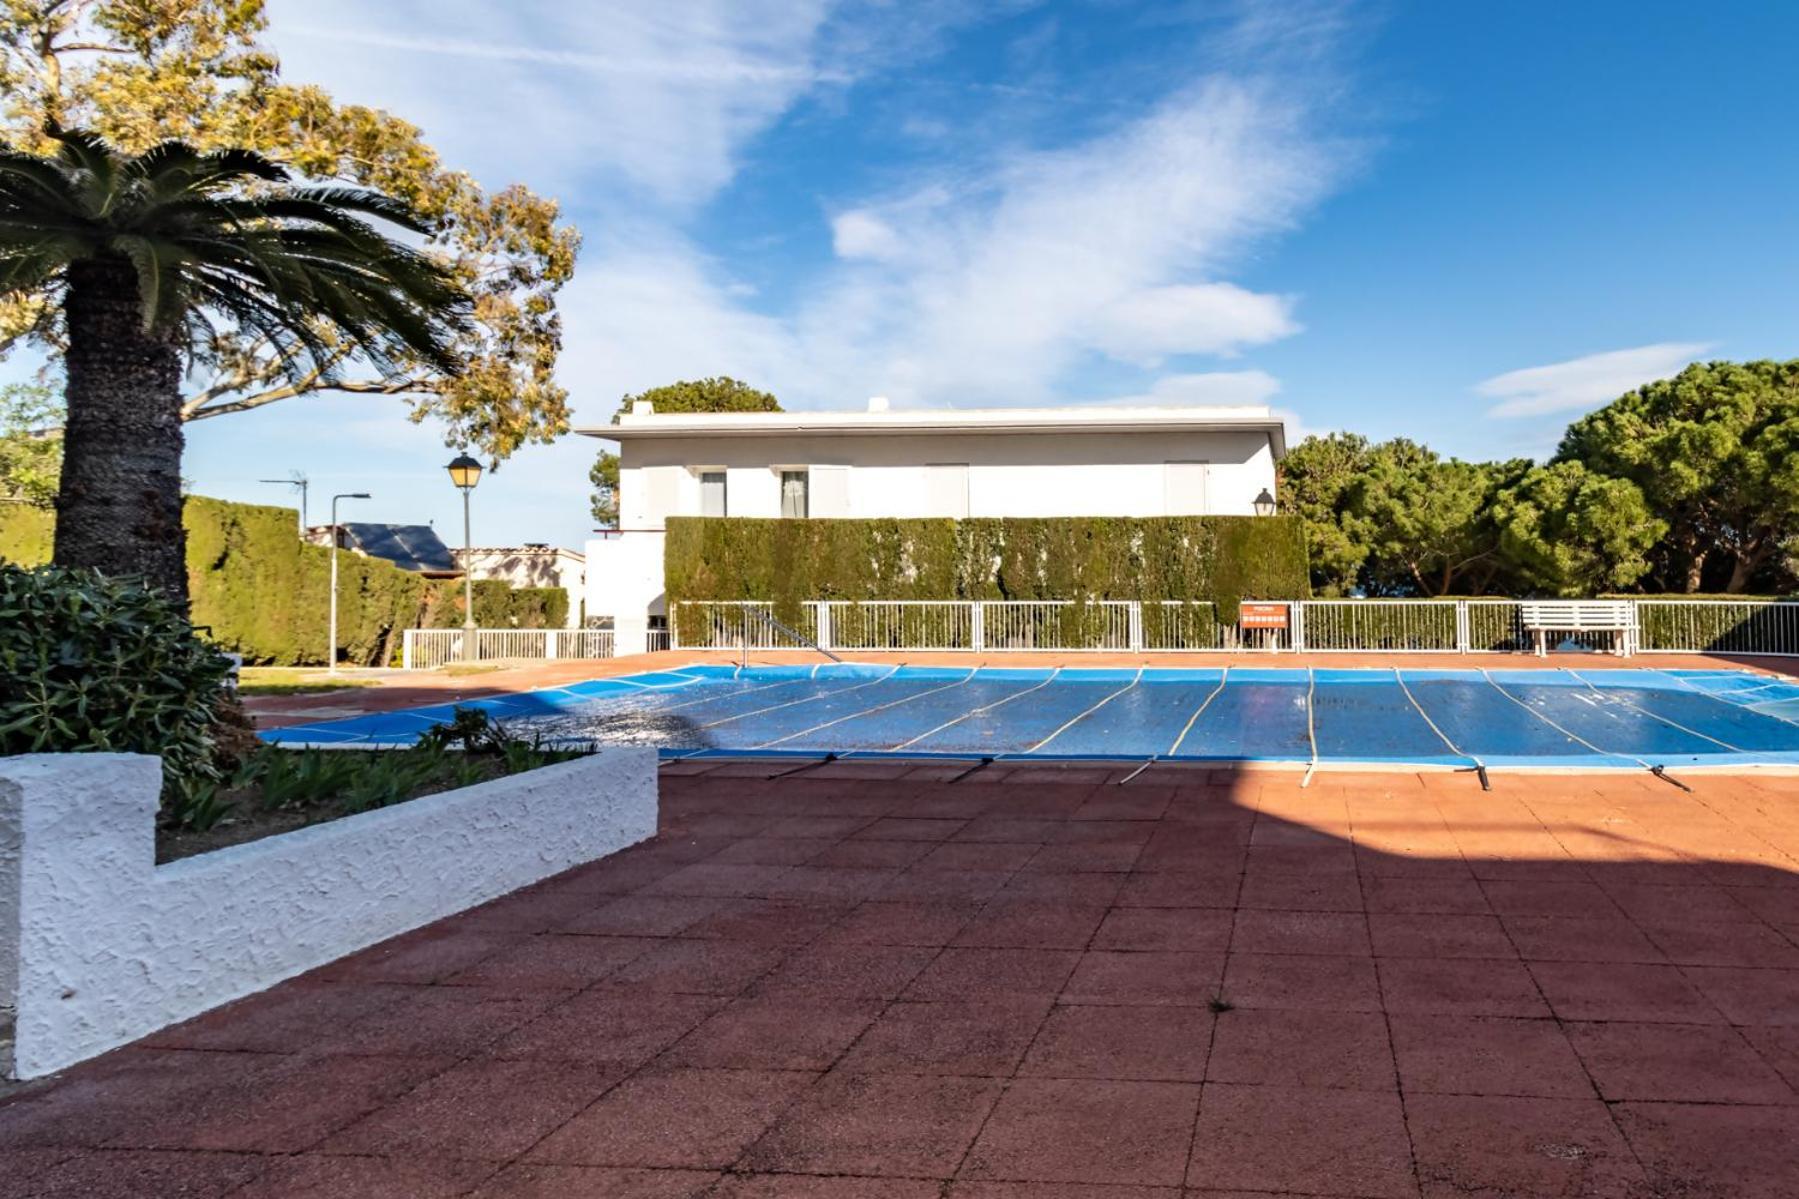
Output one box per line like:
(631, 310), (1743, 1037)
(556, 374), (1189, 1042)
(446, 454), (483, 644)
(1253, 488), (1277, 517)
(327, 492), (370, 675)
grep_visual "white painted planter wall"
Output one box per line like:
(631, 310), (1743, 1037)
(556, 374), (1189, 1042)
(0, 748), (657, 1079)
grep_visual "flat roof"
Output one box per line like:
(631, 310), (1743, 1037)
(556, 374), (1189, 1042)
(578, 404), (1287, 457)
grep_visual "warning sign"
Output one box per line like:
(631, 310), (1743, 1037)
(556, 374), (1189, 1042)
(1239, 602), (1290, 630)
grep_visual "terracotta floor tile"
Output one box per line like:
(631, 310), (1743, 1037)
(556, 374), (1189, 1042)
(1113, 871), (1241, 909)
(599, 938), (791, 996)
(1367, 912), (1515, 960)
(1409, 1094), (1644, 1199)
(1615, 1101), (1799, 1198)
(1682, 965), (1799, 1025)
(1740, 1023), (1799, 1089)
(311, 986), (564, 1058)
(1567, 1020), (1795, 1102)
(750, 943), (938, 999)
(855, 817), (971, 841)
(742, 1073), (1003, 1178)
(140, 982), (408, 1053)
(1020, 842), (1145, 872)
(995, 871), (1127, 905)
(952, 1186), (1177, 1199)
(819, 901), (982, 946)
(875, 869), (1013, 904)
(229, 1154), (492, 1198)
(1230, 910), (1371, 956)
(807, 839), (938, 869)
(679, 898), (852, 945)
(316, 925), (514, 985)
(106, 1052), (451, 1153)
(444, 934), (652, 990)
(1021, 1004), (1212, 1082)
(718, 1176), (942, 1198)
(471, 1164), (720, 1198)
(1360, 876), (1491, 915)
(1378, 957), (1549, 1018)
(1501, 915), (1665, 963)
(1604, 882), (1757, 924)
(644, 862), (794, 899)
(963, 1078), (1199, 1187)
(562, 895), (724, 937)
(24, 1149), (265, 1199)
(664, 995), (883, 1071)
(1206, 1009), (1393, 1090)
(1478, 879), (1620, 918)
(913, 842), (1042, 872)
(1187, 1084), (1415, 1198)
(1060, 951), (1226, 1006)
(1529, 961), (1725, 1023)
(769, 866), (905, 902)
(903, 948), (1081, 1002)
(839, 999), (1050, 1077)
(1235, 871), (1363, 912)
(1091, 907), (1233, 952)
(1389, 1014), (1592, 1098)
(1639, 919), (1799, 967)
(487, 990), (726, 1066)
(528, 1067), (813, 1169)
(319, 1058), (616, 1161)
(952, 901), (1110, 950)
(1221, 952), (1383, 1012)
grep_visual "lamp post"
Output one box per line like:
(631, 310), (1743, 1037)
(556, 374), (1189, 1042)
(446, 454), (483, 655)
(327, 492), (370, 675)
(1253, 488), (1277, 517)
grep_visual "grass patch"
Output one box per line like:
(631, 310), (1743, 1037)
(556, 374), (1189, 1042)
(237, 667), (381, 696)
(159, 708), (590, 862)
(438, 663), (505, 677)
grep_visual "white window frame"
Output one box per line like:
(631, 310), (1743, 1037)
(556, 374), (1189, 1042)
(695, 467), (728, 518)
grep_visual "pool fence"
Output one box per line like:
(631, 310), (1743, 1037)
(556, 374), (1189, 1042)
(397, 598), (1799, 666)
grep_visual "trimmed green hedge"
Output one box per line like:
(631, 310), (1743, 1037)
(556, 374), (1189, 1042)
(665, 515), (1311, 624)
(2, 496), (570, 666)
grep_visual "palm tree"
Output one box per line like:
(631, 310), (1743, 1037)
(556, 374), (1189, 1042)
(0, 131), (470, 604)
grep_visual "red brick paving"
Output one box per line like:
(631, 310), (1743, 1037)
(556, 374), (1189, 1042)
(5, 762), (1799, 1196)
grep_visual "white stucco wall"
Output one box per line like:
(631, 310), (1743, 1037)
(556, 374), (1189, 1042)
(0, 750), (657, 1079)
(616, 429), (1276, 526)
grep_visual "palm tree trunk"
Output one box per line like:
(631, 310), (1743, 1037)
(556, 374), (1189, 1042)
(53, 258), (189, 606)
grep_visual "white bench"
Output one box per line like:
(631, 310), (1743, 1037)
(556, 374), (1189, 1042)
(1519, 600), (1637, 657)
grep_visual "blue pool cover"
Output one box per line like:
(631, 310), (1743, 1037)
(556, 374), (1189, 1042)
(260, 664), (1799, 771)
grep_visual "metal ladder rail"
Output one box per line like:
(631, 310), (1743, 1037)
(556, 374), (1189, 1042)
(739, 605), (844, 665)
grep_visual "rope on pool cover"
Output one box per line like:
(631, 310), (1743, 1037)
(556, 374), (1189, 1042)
(1027, 668), (1143, 754)
(1392, 668), (1490, 790)
(1654, 668), (1799, 729)
(887, 667), (1064, 752)
(1301, 667), (1320, 788)
(1165, 667), (1231, 757)
(1564, 670), (1758, 767)
(1477, 667), (1691, 789)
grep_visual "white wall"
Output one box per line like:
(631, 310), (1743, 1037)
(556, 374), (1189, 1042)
(0, 750), (657, 1079)
(591, 428), (1279, 626)
(618, 429), (1275, 526)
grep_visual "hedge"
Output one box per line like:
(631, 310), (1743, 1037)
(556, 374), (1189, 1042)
(1, 496), (569, 666)
(664, 515), (1312, 625)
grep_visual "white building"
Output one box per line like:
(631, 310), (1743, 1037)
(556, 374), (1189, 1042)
(452, 545), (587, 628)
(582, 399), (1287, 654)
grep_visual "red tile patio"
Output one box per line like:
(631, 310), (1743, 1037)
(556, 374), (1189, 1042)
(5, 760), (1799, 1197)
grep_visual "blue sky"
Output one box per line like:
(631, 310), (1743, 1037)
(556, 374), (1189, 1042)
(156, 1), (1799, 545)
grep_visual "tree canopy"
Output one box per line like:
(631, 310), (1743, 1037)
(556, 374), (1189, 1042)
(0, 0), (579, 461)
(0, 381), (60, 506)
(589, 378), (782, 526)
(1280, 358), (1799, 597)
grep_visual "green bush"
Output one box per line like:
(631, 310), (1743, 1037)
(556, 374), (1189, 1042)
(0, 564), (232, 790)
(665, 515), (1311, 624)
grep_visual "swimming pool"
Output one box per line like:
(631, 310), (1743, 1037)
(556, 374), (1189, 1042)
(261, 664), (1799, 773)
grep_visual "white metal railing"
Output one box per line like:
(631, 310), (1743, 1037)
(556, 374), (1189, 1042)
(401, 628), (616, 669)
(1635, 599), (1799, 656)
(666, 598), (1799, 657)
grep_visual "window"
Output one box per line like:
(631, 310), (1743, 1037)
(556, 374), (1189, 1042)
(699, 470), (727, 517)
(779, 469), (809, 518)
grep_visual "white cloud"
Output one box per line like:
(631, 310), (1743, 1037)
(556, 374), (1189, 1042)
(830, 210), (906, 262)
(1092, 371), (1284, 407)
(1477, 342), (1713, 418)
(1089, 284), (1299, 363)
(265, 0), (840, 204)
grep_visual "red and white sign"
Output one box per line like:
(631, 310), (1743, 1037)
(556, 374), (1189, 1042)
(1239, 602), (1290, 630)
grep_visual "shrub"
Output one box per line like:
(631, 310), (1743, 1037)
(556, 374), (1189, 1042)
(664, 515), (1312, 624)
(0, 564), (231, 792)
